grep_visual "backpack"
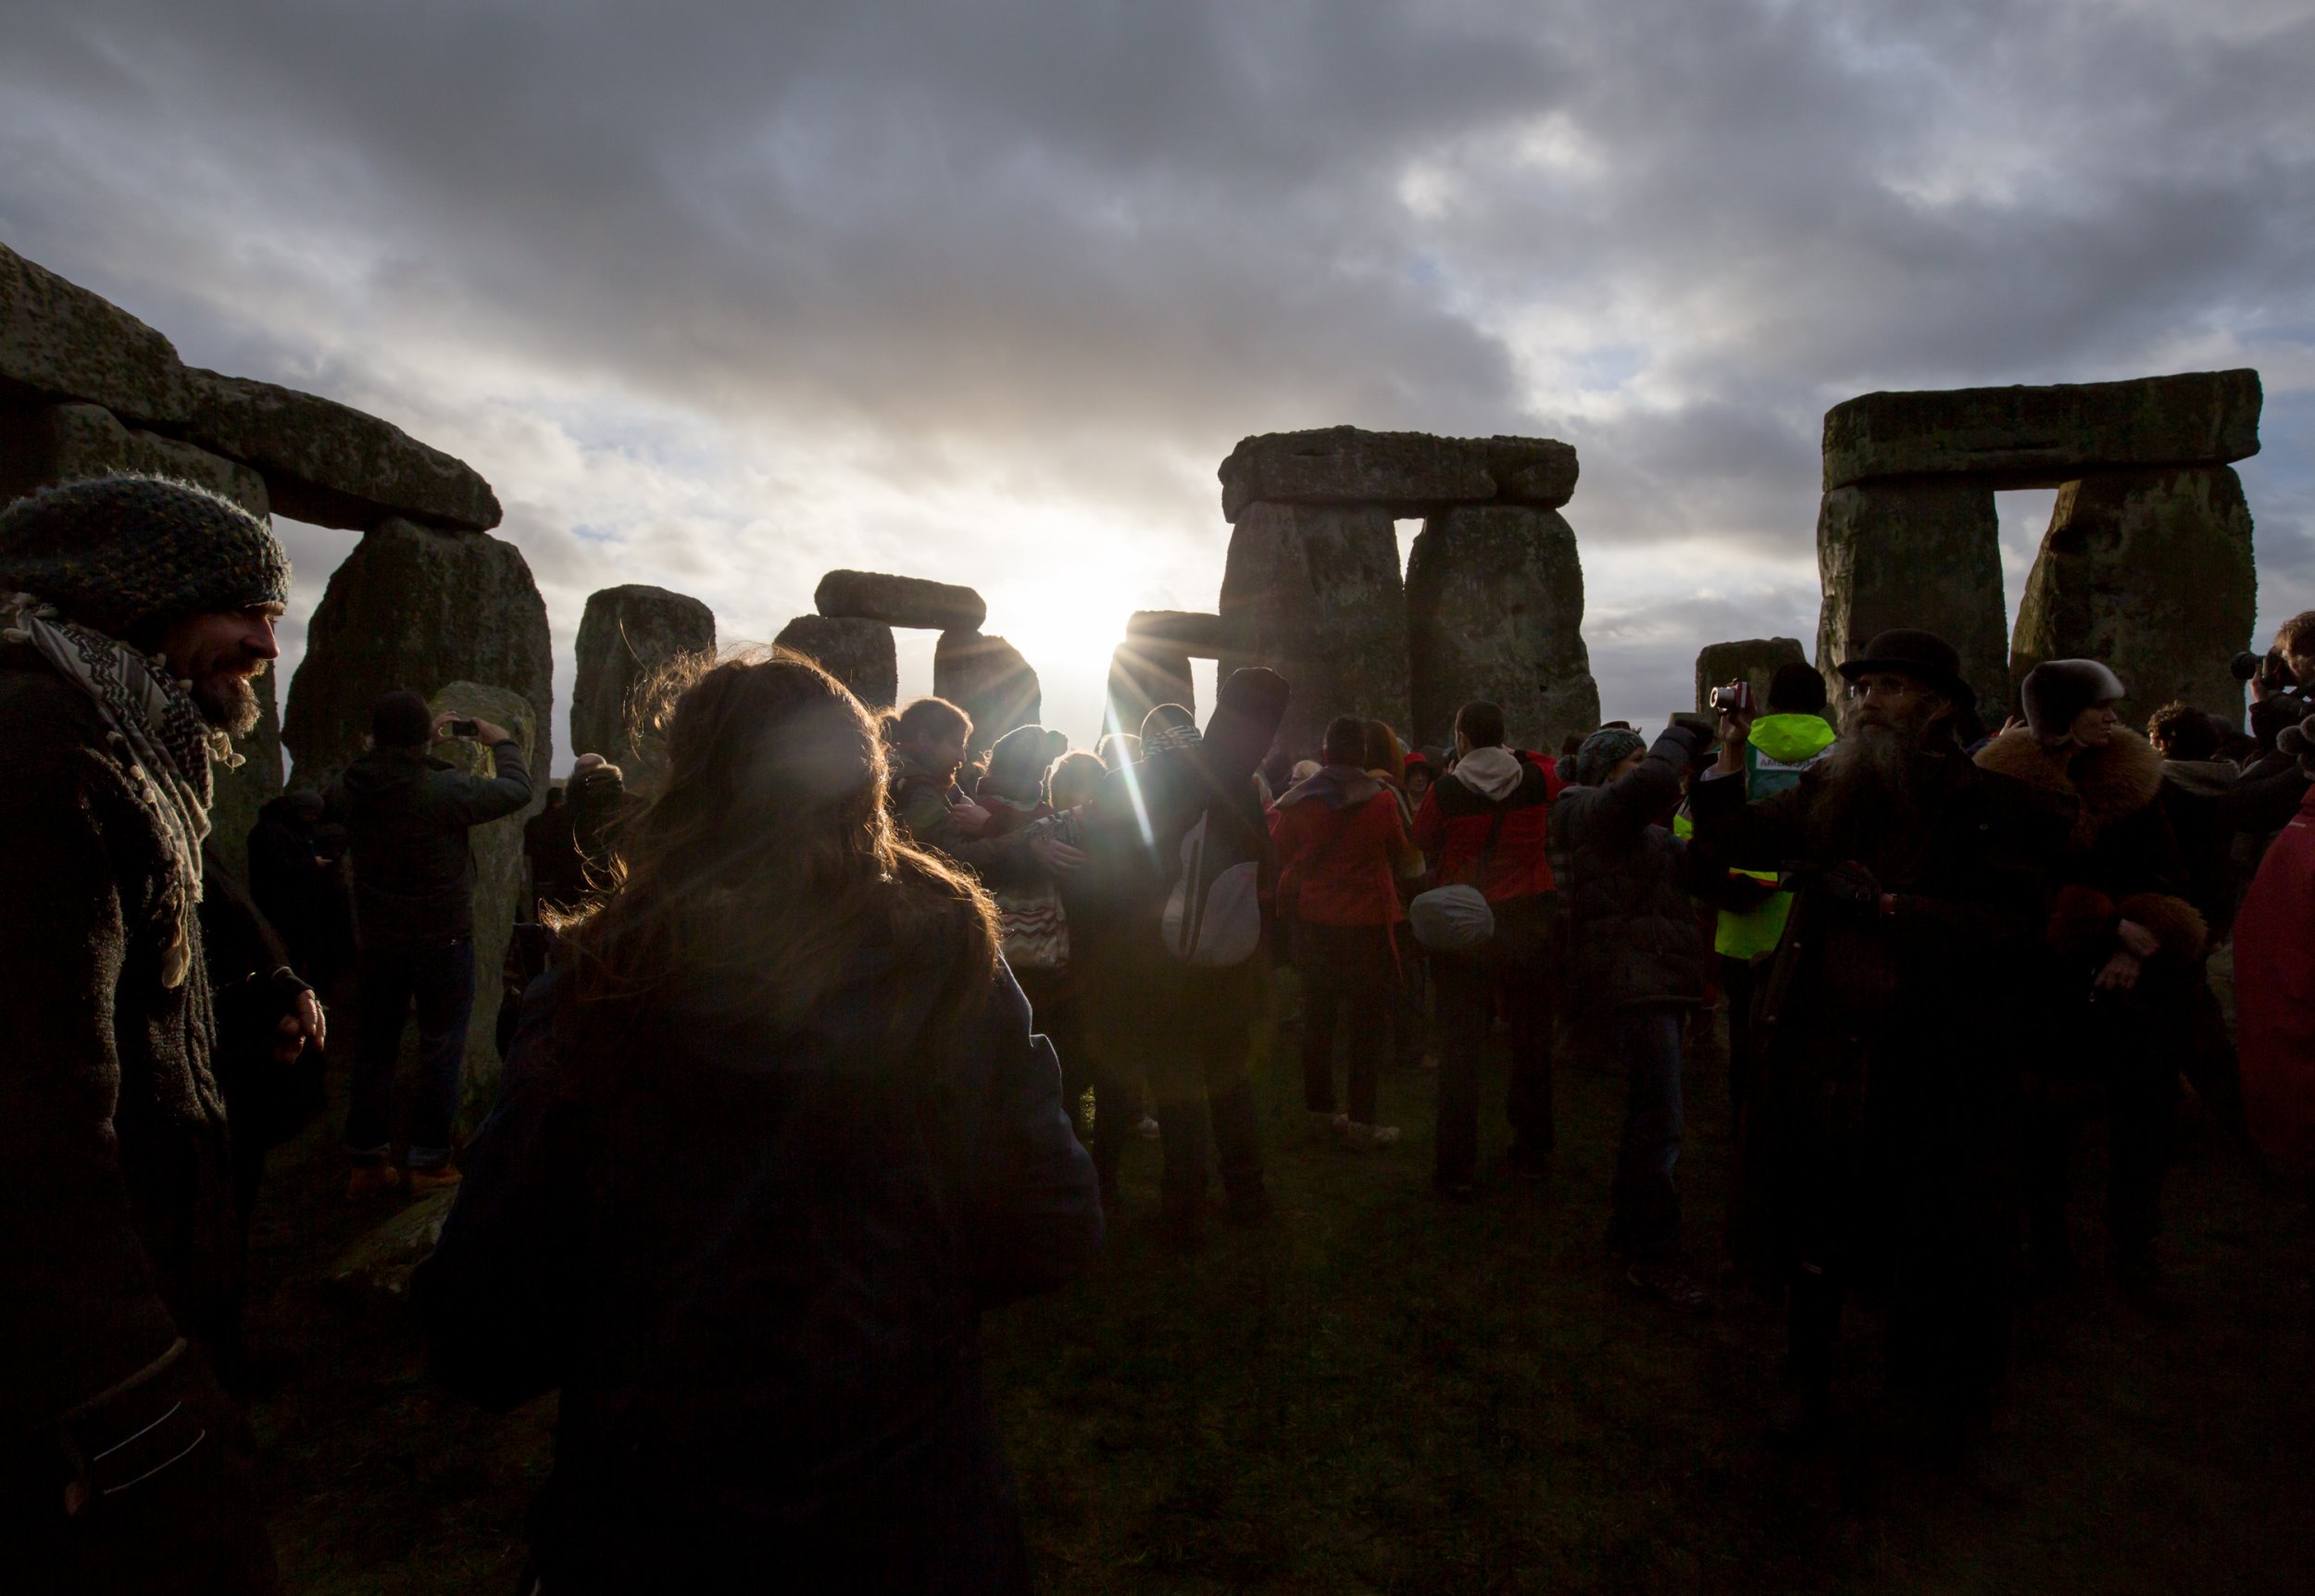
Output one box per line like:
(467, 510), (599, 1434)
(1161, 810), (1263, 967)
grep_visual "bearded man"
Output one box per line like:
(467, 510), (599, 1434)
(0, 476), (303, 1591)
(1690, 630), (2055, 1456)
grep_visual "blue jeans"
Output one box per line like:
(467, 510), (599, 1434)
(347, 939), (475, 1169)
(1608, 1004), (1686, 1261)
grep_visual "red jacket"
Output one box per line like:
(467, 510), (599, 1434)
(1270, 771), (1413, 928)
(2237, 783), (2315, 1177)
(1409, 748), (1560, 902)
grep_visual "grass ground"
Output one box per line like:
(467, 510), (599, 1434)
(244, 987), (2312, 1593)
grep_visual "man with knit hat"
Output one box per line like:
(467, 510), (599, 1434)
(1690, 628), (2055, 1462)
(0, 475), (299, 1591)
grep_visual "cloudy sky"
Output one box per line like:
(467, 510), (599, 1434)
(5, 0), (2311, 761)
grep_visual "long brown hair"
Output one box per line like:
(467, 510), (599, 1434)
(557, 648), (998, 1079)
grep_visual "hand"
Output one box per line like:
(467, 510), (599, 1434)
(1998, 715), (2028, 738)
(949, 801), (993, 839)
(1713, 706), (1753, 775)
(1819, 859), (1880, 915)
(434, 713), (511, 745)
(273, 988), (326, 1065)
(2115, 919), (2161, 960)
(2094, 949), (2142, 994)
(1029, 835), (1087, 875)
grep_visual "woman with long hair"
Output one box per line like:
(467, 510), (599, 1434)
(416, 649), (1103, 1593)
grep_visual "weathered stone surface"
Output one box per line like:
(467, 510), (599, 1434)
(933, 631), (1041, 753)
(0, 243), (191, 425)
(1406, 505), (1599, 754)
(775, 614), (899, 710)
(815, 569), (986, 632)
(1107, 641), (1196, 737)
(430, 680), (535, 1105)
(1219, 502), (1409, 761)
(2010, 467), (2256, 722)
(1220, 427), (1579, 523)
(283, 518), (553, 786)
(1694, 638), (1808, 716)
(179, 369), (501, 532)
(1127, 610), (1226, 658)
(206, 667), (283, 888)
(0, 402), (268, 517)
(1815, 482), (2008, 729)
(1823, 369), (2262, 492)
(570, 585), (715, 770)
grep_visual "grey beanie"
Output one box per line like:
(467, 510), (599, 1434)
(1575, 727), (1646, 787)
(0, 474), (289, 642)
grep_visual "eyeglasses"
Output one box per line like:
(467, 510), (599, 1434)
(1845, 679), (1921, 702)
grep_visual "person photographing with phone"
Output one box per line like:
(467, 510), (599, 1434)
(327, 691), (532, 1199)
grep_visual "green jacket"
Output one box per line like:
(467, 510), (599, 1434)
(1715, 715), (1835, 960)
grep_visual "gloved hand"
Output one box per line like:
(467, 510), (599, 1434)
(1818, 859), (1880, 915)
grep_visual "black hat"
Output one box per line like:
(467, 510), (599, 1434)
(0, 474), (289, 642)
(1835, 629), (1975, 708)
(2021, 659), (2125, 742)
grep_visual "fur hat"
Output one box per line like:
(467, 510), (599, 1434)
(0, 475), (289, 642)
(2022, 659), (2126, 742)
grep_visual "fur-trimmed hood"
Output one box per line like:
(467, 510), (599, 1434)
(1974, 725), (2164, 849)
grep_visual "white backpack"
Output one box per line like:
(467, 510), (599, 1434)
(1160, 813), (1262, 967)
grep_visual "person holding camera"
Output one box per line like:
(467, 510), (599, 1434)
(1690, 630), (2052, 1453)
(329, 691), (532, 1200)
(1555, 720), (1713, 1310)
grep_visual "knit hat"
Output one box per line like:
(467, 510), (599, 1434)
(2021, 659), (2125, 742)
(371, 690), (434, 749)
(1140, 702), (1200, 754)
(0, 475), (289, 642)
(1575, 726), (1645, 787)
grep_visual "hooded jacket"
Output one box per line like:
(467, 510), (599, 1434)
(1270, 765), (1417, 927)
(1409, 746), (1559, 903)
(417, 952), (1102, 1592)
(2235, 782), (2315, 1176)
(326, 740), (533, 953)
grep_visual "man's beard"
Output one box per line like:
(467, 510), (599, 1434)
(1815, 695), (1945, 855)
(193, 664), (265, 738)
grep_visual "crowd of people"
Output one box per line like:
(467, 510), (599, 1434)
(6, 473), (2314, 1592)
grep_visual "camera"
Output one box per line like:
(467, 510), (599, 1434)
(2232, 650), (2285, 686)
(448, 717), (480, 738)
(1708, 680), (1755, 716)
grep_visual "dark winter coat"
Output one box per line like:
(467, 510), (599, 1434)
(1689, 740), (2052, 1382)
(325, 740), (532, 953)
(887, 755), (1039, 888)
(245, 798), (340, 981)
(415, 952), (1102, 1594)
(2154, 756), (2309, 940)
(1551, 733), (1707, 1009)
(0, 655), (278, 1592)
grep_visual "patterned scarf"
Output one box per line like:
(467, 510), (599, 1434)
(6, 594), (235, 988)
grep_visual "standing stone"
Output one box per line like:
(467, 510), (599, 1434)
(815, 570), (986, 632)
(428, 681), (535, 1112)
(774, 615), (899, 710)
(0, 403), (268, 517)
(1219, 501), (1408, 761)
(1406, 505), (1598, 753)
(933, 631), (1041, 753)
(0, 242), (193, 425)
(1106, 642), (1195, 737)
(570, 585), (716, 770)
(206, 667), (283, 888)
(282, 518), (554, 786)
(1694, 638), (1808, 715)
(2010, 467), (2257, 722)
(1815, 481), (2009, 729)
